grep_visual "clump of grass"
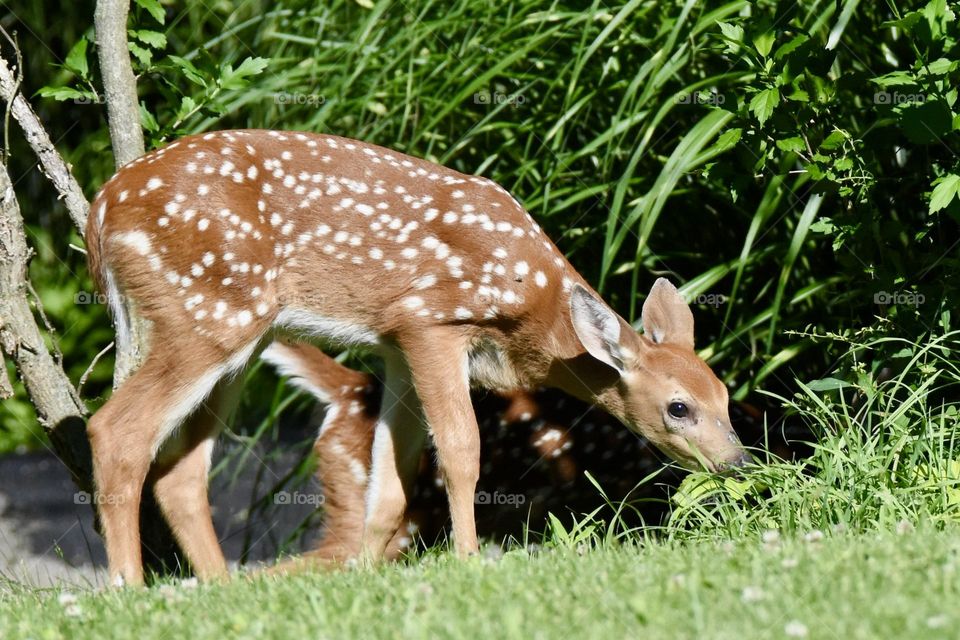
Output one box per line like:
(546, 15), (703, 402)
(662, 331), (960, 540)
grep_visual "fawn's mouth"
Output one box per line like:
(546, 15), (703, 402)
(669, 451), (750, 474)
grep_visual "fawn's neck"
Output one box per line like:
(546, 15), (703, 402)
(491, 291), (631, 423)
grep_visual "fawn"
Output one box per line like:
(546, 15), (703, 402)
(85, 129), (748, 586)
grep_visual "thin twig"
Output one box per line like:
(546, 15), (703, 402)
(26, 279), (64, 367)
(0, 28), (19, 165)
(77, 340), (113, 397)
(0, 26), (89, 233)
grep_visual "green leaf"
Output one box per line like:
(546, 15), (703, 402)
(134, 0), (165, 24)
(819, 130), (846, 150)
(921, 58), (954, 76)
(749, 87), (779, 125)
(64, 37), (89, 80)
(219, 57), (270, 90)
(711, 127), (742, 152)
(36, 86), (93, 102)
(716, 21), (744, 55)
(923, 0), (953, 40)
(723, 476), (760, 499)
(774, 34), (809, 60)
(806, 377), (852, 391)
(870, 71), (917, 88)
(672, 474), (756, 510)
(833, 156), (853, 171)
(776, 136), (805, 154)
(174, 95), (197, 124)
(672, 475), (723, 510)
(132, 29), (167, 49)
(826, 0), (860, 50)
(809, 217), (836, 234)
(929, 174), (960, 213)
(880, 11), (922, 30)
(140, 102), (159, 133)
(717, 21), (743, 43)
(753, 31), (775, 58)
(128, 41), (153, 67)
(167, 55), (206, 87)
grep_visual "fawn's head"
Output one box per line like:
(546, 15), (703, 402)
(569, 279), (749, 472)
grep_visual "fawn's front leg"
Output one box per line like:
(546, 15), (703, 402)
(401, 329), (481, 556)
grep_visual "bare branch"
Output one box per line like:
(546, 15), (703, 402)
(0, 51), (89, 233)
(0, 160), (85, 427)
(78, 340), (113, 396)
(94, 0), (145, 168)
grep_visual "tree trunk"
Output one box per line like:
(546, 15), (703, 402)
(94, 0), (149, 386)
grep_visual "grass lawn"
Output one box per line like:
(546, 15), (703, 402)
(2, 527), (958, 640)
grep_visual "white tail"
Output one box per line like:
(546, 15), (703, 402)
(85, 129), (748, 585)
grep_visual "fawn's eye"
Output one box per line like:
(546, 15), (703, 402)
(667, 402), (689, 419)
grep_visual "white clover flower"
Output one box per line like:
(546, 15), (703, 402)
(785, 620), (808, 637)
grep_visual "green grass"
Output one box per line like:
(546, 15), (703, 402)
(666, 331), (960, 539)
(3, 528), (959, 639)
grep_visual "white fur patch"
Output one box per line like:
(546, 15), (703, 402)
(112, 230), (152, 256)
(273, 308), (381, 347)
(260, 342), (334, 404)
(150, 338), (260, 458)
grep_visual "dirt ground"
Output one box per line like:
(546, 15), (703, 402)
(0, 442), (322, 589)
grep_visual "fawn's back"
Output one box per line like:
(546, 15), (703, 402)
(88, 129), (577, 352)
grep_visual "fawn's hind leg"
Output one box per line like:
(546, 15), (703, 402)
(148, 375), (246, 581)
(88, 337), (258, 587)
(360, 350), (428, 559)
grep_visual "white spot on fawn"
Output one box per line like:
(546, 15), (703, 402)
(413, 274), (437, 290)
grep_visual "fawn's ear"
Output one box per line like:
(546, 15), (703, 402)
(570, 284), (626, 374)
(641, 278), (695, 349)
